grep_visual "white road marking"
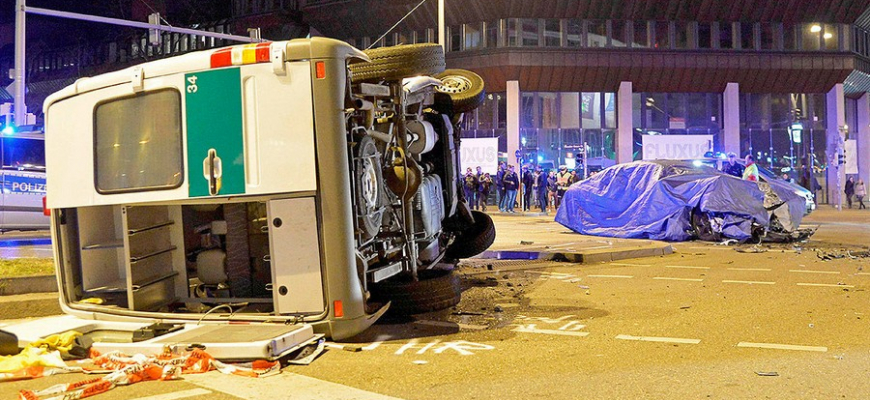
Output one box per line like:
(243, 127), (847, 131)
(513, 325), (590, 337)
(737, 342), (828, 352)
(686, 246), (731, 251)
(653, 277), (704, 282)
(415, 320), (488, 330)
(796, 283), (854, 288)
(858, 272), (870, 276)
(587, 274), (634, 279)
(608, 263), (651, 267)
(184, 371), (407, 400)
(134, 389), (212, 400)
(789, 270), (841, 274)
(615, 334), (701, 344)
(727, 267), (772, 272)
(665, 265), (710, 270)
(722, 280), (776, 285)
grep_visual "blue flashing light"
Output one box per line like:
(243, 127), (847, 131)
(1, 125), (14, 135)
(692, 160), (703, 167)
(537, 155), (544, 163)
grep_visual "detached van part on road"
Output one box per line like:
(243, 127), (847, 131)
(2, 38), (494, 360)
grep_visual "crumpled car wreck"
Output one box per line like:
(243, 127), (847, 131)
(555, 160), (810, 242)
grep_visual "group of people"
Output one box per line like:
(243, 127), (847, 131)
(462, 162), (585, 214)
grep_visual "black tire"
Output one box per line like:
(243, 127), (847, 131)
(433, 69), (486, 114)
(370, 269), (461, 315)
(446, 210), (496, 259)
(350, 44), (445, 83)
(354, 136), (385, 240)
(691, 208), (721, 242)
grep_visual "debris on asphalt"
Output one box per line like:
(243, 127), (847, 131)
(413, 360), (428, 365)
(324, 342), (362, 352)
(578, 285), (590, 290)
(717, 239), (739, 246)
(287, 339), (326, 365)
(452, 310), (485, 316)
(755, 371), (779, 377)
(494, 305), (504, 312)
(680, 305), (691, 309)
(519, 241), (534, 245)
(735, 245), (767, 253)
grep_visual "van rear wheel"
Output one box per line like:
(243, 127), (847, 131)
(433, 69), (486, 115)
(370, 269), (460, 315)
(350, 44), (445, 83)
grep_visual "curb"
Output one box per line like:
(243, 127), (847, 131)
(479, 244), (674, 263)
(0, 275), (58, 296)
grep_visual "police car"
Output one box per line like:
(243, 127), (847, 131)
(0, 129), (48, 231)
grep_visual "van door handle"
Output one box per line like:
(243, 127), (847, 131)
(202, 148), (223, 196)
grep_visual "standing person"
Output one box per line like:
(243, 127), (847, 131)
(855, 179), (866, 209)
(534, 168), (548, 212)
(742, 154), (759, 182)
(502, 165), (519, 213)
(845, 176), (855, 209)
(556, 166), (572, 208)
(478, 172), (493, 211)
(475, 166), (483, 208)
(463, 168), (478, 210)
(496, 163), (506, 212)
(547, 170), (558, 212)
(522, 165), (534, 211)
(721, 152), (745, 178)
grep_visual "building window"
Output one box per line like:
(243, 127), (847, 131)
(802, 23), (821, 51)
(449, 25), (461, 51)
(485, 20), (500, 47)
(632, 21), (649, 48)
(823, 24), (839, 51)
(544, 19), (561, 47)
(611, 20), (628, 47)
(465, 22), (482, 50)
(698, 22), (713, 49)
(587, 20), (607, 47)
(653, 21), (670, 49)
(567, 19), (583, 47)
(521, 19), (540, 46)
(760, 23), (780, 50)
(719, 22), (734, 49)
(507, 19), (519, 47)
(674, 21), (695, 49)
(784, 24), (799, 50)
(739, 22), (756, 50)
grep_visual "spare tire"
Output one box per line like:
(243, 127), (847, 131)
(350, 43), (445, 83)
(433, 69), (486, 114)
(446, 210), (496, 259)
(370, 269), (461, 315)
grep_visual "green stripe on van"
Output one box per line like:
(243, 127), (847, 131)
(185, 68), (246, 197)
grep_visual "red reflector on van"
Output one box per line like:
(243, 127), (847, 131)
(334, 300), (343, 318)
(315, 61), (326, 79)
(43, 196), (50, 216)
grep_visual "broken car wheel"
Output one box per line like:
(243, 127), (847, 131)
(350, 43), (445, 83)
(446, 210), (496, 259)
(370, 269), (461, 315)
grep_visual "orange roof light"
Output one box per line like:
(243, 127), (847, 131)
(210, 42), (271, 69)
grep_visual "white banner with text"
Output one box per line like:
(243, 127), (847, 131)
(642, 134), (713, 160)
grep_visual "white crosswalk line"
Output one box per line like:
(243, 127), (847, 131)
(737, 342), (827, 352)
(134, 389), (212, 400)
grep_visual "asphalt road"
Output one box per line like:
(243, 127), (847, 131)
(2, 208), (869, 399)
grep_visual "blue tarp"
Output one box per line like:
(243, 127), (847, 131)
(555, 161), (774, 241)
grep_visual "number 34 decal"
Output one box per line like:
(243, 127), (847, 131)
(186, 75), (198, 93)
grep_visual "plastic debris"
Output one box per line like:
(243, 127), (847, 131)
(287, 339), (325, 365)
(519, 241), (534, 245)
(717, 239), (739, 246)
(755, 371), (779, 376)
(735, 245), (767, 253)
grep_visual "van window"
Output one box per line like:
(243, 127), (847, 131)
(2, 137), (45, 171)
(94, 89), (184, 193)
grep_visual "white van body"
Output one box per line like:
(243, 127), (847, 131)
(2, 38), (492, 360)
